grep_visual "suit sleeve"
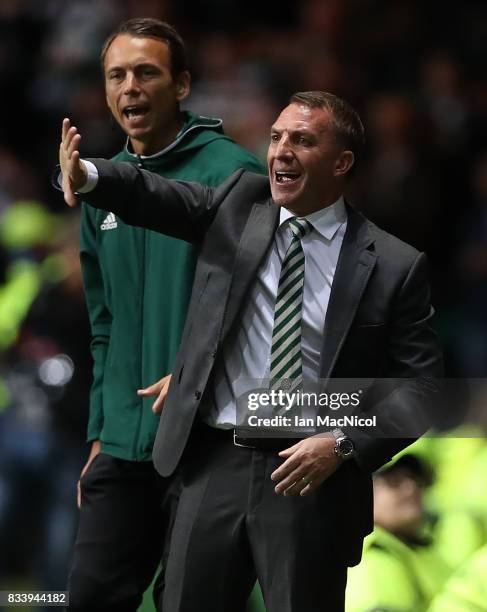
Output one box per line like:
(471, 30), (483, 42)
(344, 253), (444, 473)
(82, 159), (245, 243)
(196, 140), (266, 187)
(79, 203), (112, 442)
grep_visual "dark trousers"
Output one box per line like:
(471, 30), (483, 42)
(68, 453), (177, 611)
(161, 424), (348, 612)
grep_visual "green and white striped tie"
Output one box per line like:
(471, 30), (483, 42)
(270, 217), (312, 391)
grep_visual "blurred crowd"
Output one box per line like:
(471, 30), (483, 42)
(0, 0), (486, 609)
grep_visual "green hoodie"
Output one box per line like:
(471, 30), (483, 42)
(80, 112), (265, 460)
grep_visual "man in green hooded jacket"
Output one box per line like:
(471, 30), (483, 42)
(70, 17), (264, 611)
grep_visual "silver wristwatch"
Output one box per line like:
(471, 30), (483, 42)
(331, 428), (355, 461)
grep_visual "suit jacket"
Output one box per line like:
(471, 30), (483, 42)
(83, 159), (443, 563)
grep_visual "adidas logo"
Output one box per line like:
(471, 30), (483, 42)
(100, 212), (117, 230)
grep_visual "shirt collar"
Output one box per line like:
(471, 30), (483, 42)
(279, 195), (347, 241)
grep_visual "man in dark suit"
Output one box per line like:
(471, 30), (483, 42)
(59, 91), (443, 612)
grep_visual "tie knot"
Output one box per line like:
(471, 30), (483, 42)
(288, 217), (313, 239)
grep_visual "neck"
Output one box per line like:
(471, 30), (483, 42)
(286, 192), (343, 217)
(130, 112), (185, 156)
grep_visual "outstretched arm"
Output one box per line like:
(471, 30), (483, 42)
(58, 118), (244, 244)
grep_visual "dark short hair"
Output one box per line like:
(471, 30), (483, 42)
(289, 91), (365, 169)
(100, 18), (188, 78)
(375, 454), (434, 488)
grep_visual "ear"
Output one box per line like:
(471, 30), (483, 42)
(175, 70), (191, 102)
(334, 150), (355, 178)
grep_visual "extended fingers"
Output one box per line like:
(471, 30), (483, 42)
(138, 374), (172, 396)
(278, 439), (303, 458)
(271, 453), (306, 492)
(137, 377), (170, 414)
(151, 392), (165, 414)
(61, 122), (73, 151)
(271, 453), (300, 484)
(62, 126), (80, 158)
(152, 380), (170, 414)
(271, 439), (337, 496)
(300, 481), (313, 497)
(62, 117), (70, 142)
(274, 463), (311, 495)
(286, 475), (313, 497)
(137, 384), (160, 396)
(300, 469), (330, 496)
(281, 464), (329, 497)
(68, 132), (81, 159)
(61, 119), (77, 150)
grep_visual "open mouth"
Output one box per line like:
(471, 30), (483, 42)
(275, 171), (301, 184)
(122, 105), (150, 119)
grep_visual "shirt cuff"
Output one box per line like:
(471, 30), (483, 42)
(78, 160), (99, 193)
(56, 160), (99, 193)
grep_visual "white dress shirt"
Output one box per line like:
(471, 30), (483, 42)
(204, 197), (347, 428)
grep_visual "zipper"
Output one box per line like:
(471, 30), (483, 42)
(131, 154), (146, 460)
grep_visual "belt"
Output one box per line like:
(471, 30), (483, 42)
(193, 418), (305, 452)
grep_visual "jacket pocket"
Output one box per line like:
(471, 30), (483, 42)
(353, 322), (386, 329)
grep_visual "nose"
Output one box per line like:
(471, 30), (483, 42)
(123, 71), (140, 95)
(274, 134), (293, 160)
(398, 475), (421, 497)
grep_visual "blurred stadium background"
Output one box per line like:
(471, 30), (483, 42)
(0, 0), (486, 610)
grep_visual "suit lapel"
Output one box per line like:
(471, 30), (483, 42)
(319, 206), (377, 378)
(219, 199), (279, 342)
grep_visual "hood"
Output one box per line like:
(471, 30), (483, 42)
(114, 111), (235, 168)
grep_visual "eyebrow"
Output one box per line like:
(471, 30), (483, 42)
(106, 60), (160, 72)
(270, 127), (314, 137)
